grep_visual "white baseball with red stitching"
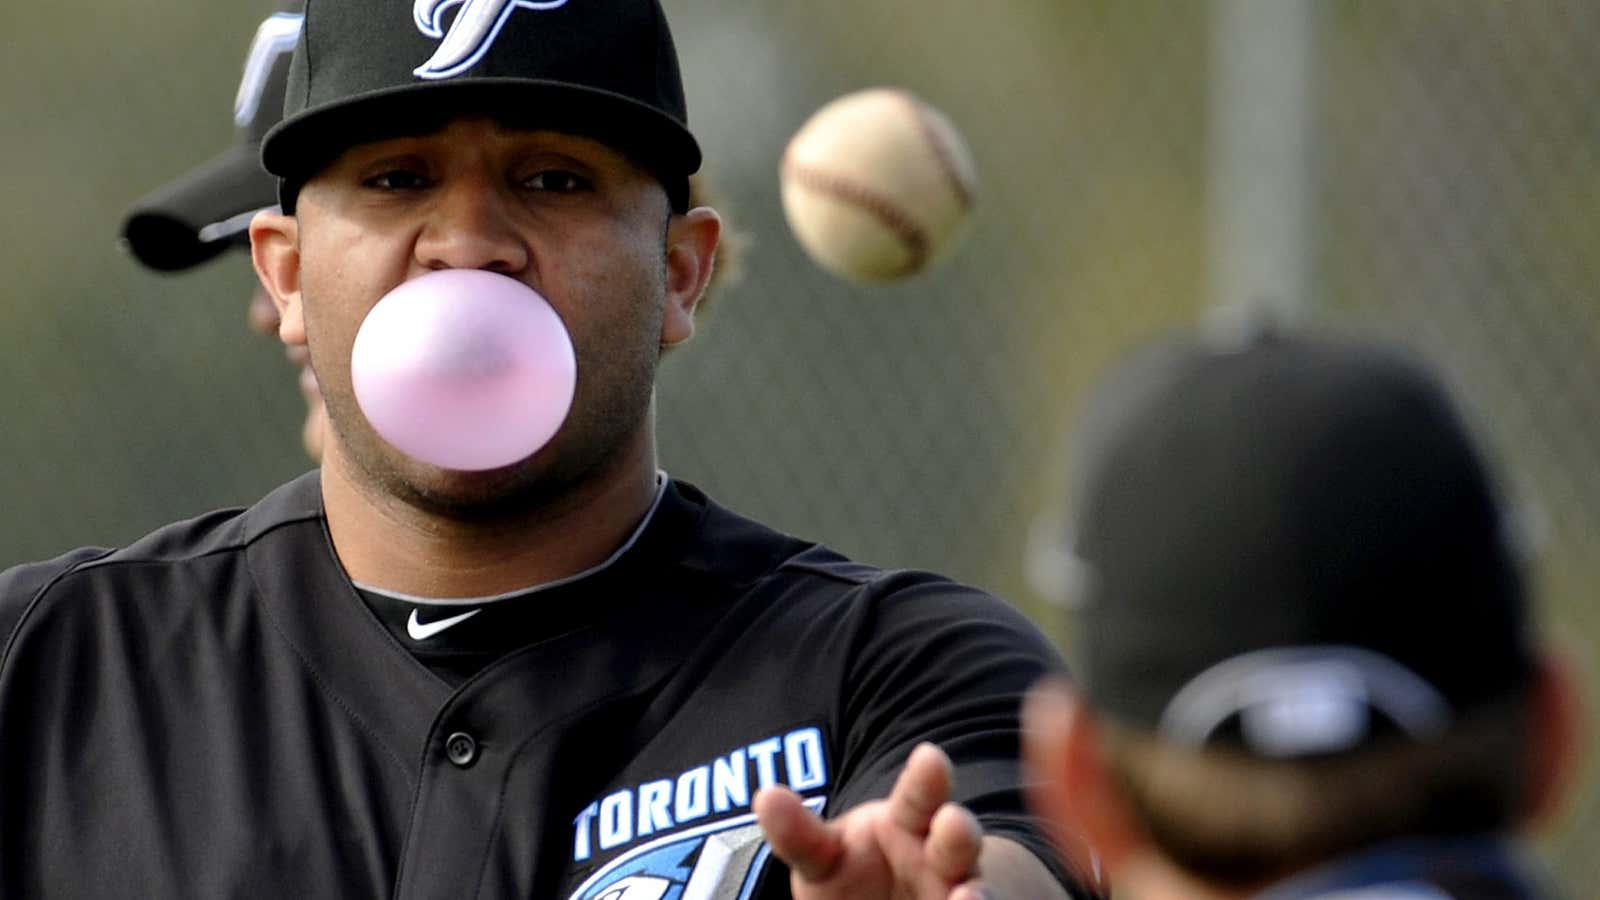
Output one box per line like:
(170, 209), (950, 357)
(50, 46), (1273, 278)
(780, 88), (978, 283)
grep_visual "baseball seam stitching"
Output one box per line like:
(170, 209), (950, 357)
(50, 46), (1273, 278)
(893, 89), (977, 211)
(782, 161), (930, 273)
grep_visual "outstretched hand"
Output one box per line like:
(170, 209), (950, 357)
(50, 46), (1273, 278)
(753, 742), (987, 900)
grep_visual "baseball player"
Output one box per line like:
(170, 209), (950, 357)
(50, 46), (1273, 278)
(1023, 332), (1585, 899)
(120, 0), (330, 460)
(1, 2), (1093, 898)
(121, 0), (741, 465)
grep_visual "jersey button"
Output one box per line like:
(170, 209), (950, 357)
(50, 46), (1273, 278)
(445, 732), (478, 768)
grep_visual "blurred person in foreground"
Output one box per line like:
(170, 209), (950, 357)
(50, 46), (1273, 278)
(4, 0), (1089, 897)
(121, 1), (743, 465)
(1023, 331), (1585, 900)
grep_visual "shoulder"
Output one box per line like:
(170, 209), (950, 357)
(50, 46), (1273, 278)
(678, 480), (1059, 659)
(678, 480), (1011, 600)
(0, 472), (323, 658)
(0, 546), (116, 652)
(1296, 885), (1456, 899)
(0, 507), (247, 654)
(1269, 837), (1557, 900)
(781, 552), (1060, 663)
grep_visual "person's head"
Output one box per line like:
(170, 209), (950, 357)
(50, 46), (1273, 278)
(120, 2), (333, 459)
(249, 0), (720, 518)
(1022, 331), (1585, 899)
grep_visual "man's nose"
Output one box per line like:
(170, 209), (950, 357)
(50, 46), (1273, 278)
(414, 176), (530, 275)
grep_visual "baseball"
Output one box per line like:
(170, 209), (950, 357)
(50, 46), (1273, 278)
(780, 88), (978, 282)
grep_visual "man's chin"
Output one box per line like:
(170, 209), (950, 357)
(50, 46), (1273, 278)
(325, 387), (650, 525)
(369, 441), (604, 525)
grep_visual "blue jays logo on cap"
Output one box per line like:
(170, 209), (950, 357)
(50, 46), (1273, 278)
(413, 0), (572, 79)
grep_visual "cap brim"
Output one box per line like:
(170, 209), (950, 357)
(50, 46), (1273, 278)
(121, 142), (279, 273)
(261, 79), (701, 209)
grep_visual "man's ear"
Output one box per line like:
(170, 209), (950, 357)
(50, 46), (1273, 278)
(250, 209), (306, 348)
(1524, 649), (1587, 827)
(660, 206), (721, 349)
(1022, 679), (1139, 887)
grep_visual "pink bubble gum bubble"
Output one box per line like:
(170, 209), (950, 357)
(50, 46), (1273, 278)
(351, 269), (577, 471)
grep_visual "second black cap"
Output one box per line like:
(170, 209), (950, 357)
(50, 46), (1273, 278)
(121, 3), (303, 272)
(1068, 332), (1532, 758)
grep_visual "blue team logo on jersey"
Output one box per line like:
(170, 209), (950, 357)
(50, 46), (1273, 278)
(411, 0), (572, 79)
(568, 801), (823, 900)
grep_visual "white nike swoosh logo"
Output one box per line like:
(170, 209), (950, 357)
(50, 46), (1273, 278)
(406, 608), (482, 641)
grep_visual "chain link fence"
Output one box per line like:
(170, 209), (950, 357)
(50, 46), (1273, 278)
(1, 0), (1595, 885)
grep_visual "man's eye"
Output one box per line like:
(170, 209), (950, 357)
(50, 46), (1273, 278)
(524, 170), (592, 193)
(363, 169), (431, 190)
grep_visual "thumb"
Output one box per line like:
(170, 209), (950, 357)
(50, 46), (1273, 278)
(754, 785), (842, 882)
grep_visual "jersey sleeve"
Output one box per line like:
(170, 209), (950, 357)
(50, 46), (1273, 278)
(826, 572), (1099, 897)
(0, 548), (113, 661)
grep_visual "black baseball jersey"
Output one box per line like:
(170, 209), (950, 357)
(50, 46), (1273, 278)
(0, 473), (1089, 899)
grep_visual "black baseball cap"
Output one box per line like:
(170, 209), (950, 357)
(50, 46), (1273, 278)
(1066, 331), (1533, 759)
(261, 0), (701, 213)
(121, 3), (304, 272)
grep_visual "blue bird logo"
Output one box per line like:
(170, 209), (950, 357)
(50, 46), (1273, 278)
(411, 0), (572, 80)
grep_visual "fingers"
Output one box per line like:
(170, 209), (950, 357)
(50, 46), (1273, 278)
(754, 785), (843, 882)
(926, 801), (983, 884)
(880, 743), (982, 887)
(759, 743), (983, 894)
(886, 742), (954, 837)
(948, 881), (988, 900)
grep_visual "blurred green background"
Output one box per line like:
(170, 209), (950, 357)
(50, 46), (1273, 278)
(3, 0), (1596, 887)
